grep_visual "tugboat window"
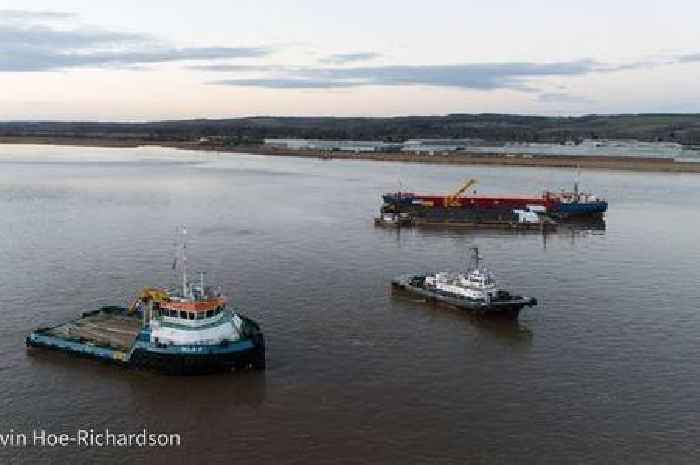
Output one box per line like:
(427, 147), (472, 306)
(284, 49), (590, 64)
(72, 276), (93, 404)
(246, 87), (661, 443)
(180, 311), (187, 319)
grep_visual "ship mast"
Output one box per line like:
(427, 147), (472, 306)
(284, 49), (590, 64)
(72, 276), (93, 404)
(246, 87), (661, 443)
(181, 225), (188, 298)
(469, 246), (480, 271)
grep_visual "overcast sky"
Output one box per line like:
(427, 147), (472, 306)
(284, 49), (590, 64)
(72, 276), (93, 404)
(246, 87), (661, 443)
(2, 1), (700, 120)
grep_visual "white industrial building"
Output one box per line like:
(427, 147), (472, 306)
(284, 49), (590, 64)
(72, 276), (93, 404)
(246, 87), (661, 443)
(264, 139), (403, 153)
(401, 139), (484, 154)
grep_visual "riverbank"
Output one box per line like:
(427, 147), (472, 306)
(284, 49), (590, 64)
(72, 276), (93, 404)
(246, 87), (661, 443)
(2, 136), (699, 173)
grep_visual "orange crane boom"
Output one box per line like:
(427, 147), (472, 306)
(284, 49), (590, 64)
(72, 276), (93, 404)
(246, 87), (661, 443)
(445, 178), (479, 207)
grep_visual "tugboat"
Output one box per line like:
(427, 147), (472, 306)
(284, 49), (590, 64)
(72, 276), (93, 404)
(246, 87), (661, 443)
(26, 227), (265, 375)
(391, 247), (537, 319)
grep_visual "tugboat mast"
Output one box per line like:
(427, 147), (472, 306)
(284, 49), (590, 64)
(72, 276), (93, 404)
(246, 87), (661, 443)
(199, 271), (206, 298)
(469, 246), (480, 270)
(181, 225), (188, 298)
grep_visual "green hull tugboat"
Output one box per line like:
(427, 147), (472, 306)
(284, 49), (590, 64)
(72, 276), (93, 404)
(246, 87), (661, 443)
(26, 227), (265, 375)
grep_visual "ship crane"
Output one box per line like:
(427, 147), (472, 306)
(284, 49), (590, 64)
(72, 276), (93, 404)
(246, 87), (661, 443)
(445, 178), (479, 207)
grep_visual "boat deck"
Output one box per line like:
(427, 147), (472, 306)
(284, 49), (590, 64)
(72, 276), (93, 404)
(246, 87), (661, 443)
(45, 310), (141, 351)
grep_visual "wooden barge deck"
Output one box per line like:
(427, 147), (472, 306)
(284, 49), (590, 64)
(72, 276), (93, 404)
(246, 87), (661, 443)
(44, 308), (141, 351)
(27, 307), (141, 364)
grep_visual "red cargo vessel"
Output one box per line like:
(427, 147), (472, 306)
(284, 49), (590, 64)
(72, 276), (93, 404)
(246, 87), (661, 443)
(380, 178), (606, 226)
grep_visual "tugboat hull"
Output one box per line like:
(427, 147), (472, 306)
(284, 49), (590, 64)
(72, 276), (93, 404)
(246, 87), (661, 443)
(391, 274), (537, 319)
(129, 338), (265, 375)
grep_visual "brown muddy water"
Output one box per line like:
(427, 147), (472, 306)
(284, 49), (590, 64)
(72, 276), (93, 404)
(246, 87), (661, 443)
(0, 144), (699, 464)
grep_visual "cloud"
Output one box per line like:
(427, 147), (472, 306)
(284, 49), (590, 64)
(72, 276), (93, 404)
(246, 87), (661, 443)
(206, 54), (700, 92)
(188, 64), (283, 72)
(208, 60), (600, 91)
(319, 52), (380, 65)
(212, 78), (355, 89)
(0, 10), (271, 72)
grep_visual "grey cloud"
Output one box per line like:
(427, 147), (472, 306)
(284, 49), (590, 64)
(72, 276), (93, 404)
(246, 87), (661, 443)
(1, 47), (271, 72)
(209, 60), (600, 90)
(319, 52), (380, 64)
(188, 64), (283, 72)
(0, 24), (146, 48)
(0, 11), (271, 72)
(211, 78), (354, 89)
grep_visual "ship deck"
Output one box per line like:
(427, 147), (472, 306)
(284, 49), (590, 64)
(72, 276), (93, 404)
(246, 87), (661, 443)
(45, 310), (141, 351)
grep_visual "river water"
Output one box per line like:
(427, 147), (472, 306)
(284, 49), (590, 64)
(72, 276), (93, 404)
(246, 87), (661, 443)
(0, 144), (698, 464)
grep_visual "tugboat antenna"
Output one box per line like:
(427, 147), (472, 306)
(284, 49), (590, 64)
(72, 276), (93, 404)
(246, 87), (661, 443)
(469, 246), (480, 270)
(181, 225), (188, 298)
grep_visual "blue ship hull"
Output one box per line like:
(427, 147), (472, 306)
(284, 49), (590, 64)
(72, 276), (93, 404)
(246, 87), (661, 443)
(554, 201), (608, 216)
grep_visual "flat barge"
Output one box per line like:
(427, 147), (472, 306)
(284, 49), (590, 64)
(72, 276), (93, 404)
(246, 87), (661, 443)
(379, 177), (607, 228)
(375, 209), (557, 231)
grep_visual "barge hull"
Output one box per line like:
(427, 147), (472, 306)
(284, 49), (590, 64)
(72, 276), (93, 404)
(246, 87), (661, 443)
(26, 333), (130, 366)
(380, 206), (557, 230)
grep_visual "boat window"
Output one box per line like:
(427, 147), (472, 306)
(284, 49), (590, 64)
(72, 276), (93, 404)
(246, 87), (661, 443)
(180, 311), (187, 319)
(196, 312), (205, 320)
(206, 310), (214, 318)
(188, 312), (195, 320)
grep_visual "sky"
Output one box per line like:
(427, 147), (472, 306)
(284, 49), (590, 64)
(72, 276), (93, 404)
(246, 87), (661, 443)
(1, 0), (700, 120)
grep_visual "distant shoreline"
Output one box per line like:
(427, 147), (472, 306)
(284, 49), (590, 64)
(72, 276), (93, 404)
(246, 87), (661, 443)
(1, 136), (699, 173)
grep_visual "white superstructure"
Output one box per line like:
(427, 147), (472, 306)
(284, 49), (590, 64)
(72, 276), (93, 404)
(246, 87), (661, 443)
(139, 226), (245, 347)
(424, 248), (501, 303)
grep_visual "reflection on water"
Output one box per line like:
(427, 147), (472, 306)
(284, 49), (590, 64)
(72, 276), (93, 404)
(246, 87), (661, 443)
(391, 288), (534, 351)
(375, 217), (607, 251)
(470, 318), (534, 348)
